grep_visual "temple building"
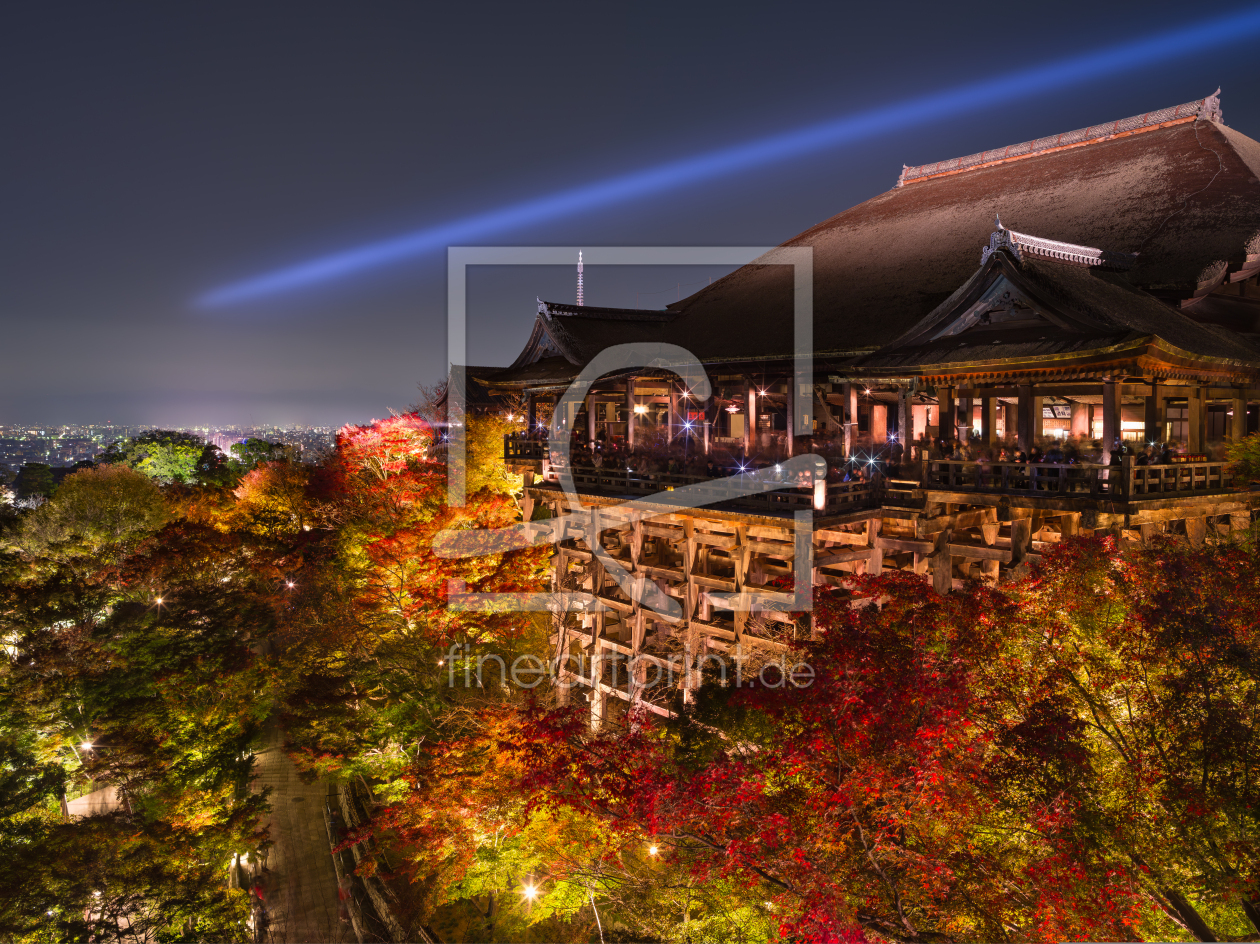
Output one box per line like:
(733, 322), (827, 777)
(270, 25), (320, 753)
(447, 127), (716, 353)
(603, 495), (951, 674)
(470, 90), (1260, 727)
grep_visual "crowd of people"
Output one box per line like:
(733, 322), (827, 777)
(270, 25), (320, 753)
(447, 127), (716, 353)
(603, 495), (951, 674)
(506, 426), (1223, 491)
(923, 433), (1223, 466)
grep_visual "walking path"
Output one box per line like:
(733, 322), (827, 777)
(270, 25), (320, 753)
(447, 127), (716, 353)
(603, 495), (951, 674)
(251, 725), (353, 943)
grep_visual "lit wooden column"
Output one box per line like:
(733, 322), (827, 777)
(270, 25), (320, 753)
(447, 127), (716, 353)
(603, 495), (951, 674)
(1144, 382), (1163, 446)
(938, 387), (955, 444)
(1188, 385), (1206, 453)
(626, 378), (636, 447)
(871, 402), (888, 443)
(1032, 392), (1044, 441)
(957, 394), (973, 441)
(843, 383), (857, 458)
(587, 396), (597, 441)
(1232, 386), (1248, 443)
(785, 382), (795, 457)
(1070, 401), (1089, 438)
(981, 395), (997, 446)
(898, 386), (911, 449)
(589, 641), (605, 731)
(745, 382), (757, 455)
(1102, 379), (1120, 463)
(819, 386), (840, 433)
(1016, 384), (1034, 453)
(668, 385), (679, 441)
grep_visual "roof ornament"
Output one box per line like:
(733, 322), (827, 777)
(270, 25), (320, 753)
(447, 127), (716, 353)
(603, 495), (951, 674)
(1198, 87), (1223, 123)
(981, 221), (1018, 265)
(980, 218), (1138, 269)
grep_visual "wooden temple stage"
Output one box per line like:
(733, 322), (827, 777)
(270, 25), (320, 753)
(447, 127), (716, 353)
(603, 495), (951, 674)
(469, 89), (1260, 726)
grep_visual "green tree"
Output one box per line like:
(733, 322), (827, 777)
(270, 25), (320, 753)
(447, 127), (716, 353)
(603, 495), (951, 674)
(229, 437), (287, 474)
(1227, 430), (1260, 483)
(16, 462), (54, 499)
(103, 430), (209, 484)
(0, 494), (280, 940)
(15, 464), (170, 568)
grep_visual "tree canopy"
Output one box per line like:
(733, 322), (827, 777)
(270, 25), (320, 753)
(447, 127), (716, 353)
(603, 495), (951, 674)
(4, 409), (1259, 942)
(102, 429), (217, 484)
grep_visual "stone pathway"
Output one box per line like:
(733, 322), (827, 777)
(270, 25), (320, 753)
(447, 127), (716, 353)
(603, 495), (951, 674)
(251, 726), (354, 943)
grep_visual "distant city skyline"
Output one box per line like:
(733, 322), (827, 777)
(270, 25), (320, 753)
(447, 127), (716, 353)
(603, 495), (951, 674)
(0, 422), (339, 473)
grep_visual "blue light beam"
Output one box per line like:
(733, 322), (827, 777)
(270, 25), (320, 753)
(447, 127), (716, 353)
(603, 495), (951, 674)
(198, 5), (1260, 308)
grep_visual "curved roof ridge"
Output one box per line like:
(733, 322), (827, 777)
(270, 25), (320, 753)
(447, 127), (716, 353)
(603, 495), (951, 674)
(538, 298), (675, 322)
(898, 90), (1223, 187)
(982, 217), (1138, 270)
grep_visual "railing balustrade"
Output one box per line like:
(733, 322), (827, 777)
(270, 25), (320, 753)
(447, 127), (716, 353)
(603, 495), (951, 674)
(504, 435), (873, 515)
(566, 466), (873, 516)
(507, 435), (1235, 508)
(924, 457), (1230, 498)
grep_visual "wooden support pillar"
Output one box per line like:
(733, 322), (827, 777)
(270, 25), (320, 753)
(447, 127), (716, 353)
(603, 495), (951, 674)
(1016, 384), (1034, 453)
(1188, 386), (1205, 454)
(785, 381), (795, 457)
(1071, 400), (1089, 438)
(898, 386), (911, 449)
(819, 386), (840, 433)
(589, 642), (605, 731)
(745, 382), (757, 455)
(626, 378), (636, 447)
(957, 395), (973, 441)
(1033, 393), (1044, 441)
(1144, 383), (1163, 446)
(981, 396), (997, 447)
(843, 383), (857, 457)
(669, 385), (679, 442)
(1231, 387), (1247, 444)
(931, 528), (953, 595)
(526, 393), (537, 432)
(703, 418), (710, 455)
(864, 519), (883, 577)
(1102, 379), (1120, 464)
(1185, 515), (1207, 548)
(1010, 517), (1032, 566)
(587, 396), (596, 442)
(938, 387), (955, 445)
(732, 525), (749, 642)
(871, 402), (887, 443)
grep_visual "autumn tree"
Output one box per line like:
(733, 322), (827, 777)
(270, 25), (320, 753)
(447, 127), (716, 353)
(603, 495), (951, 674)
(0, 463), (284, 940)
(12, 464), (170, 571)
(271, 411), (553, 936)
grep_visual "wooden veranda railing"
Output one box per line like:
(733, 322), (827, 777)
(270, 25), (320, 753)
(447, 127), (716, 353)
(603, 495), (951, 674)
(565, 467), (874, 517)
(923, 457), (1231, 499)
(506, 434), (875, 516)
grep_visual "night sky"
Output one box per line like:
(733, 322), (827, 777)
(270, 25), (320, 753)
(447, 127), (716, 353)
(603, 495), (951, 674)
(4, 2), (1260, 427)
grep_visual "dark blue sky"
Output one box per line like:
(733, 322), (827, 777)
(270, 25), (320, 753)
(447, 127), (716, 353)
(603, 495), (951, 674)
(3, 2), (1260, 426)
